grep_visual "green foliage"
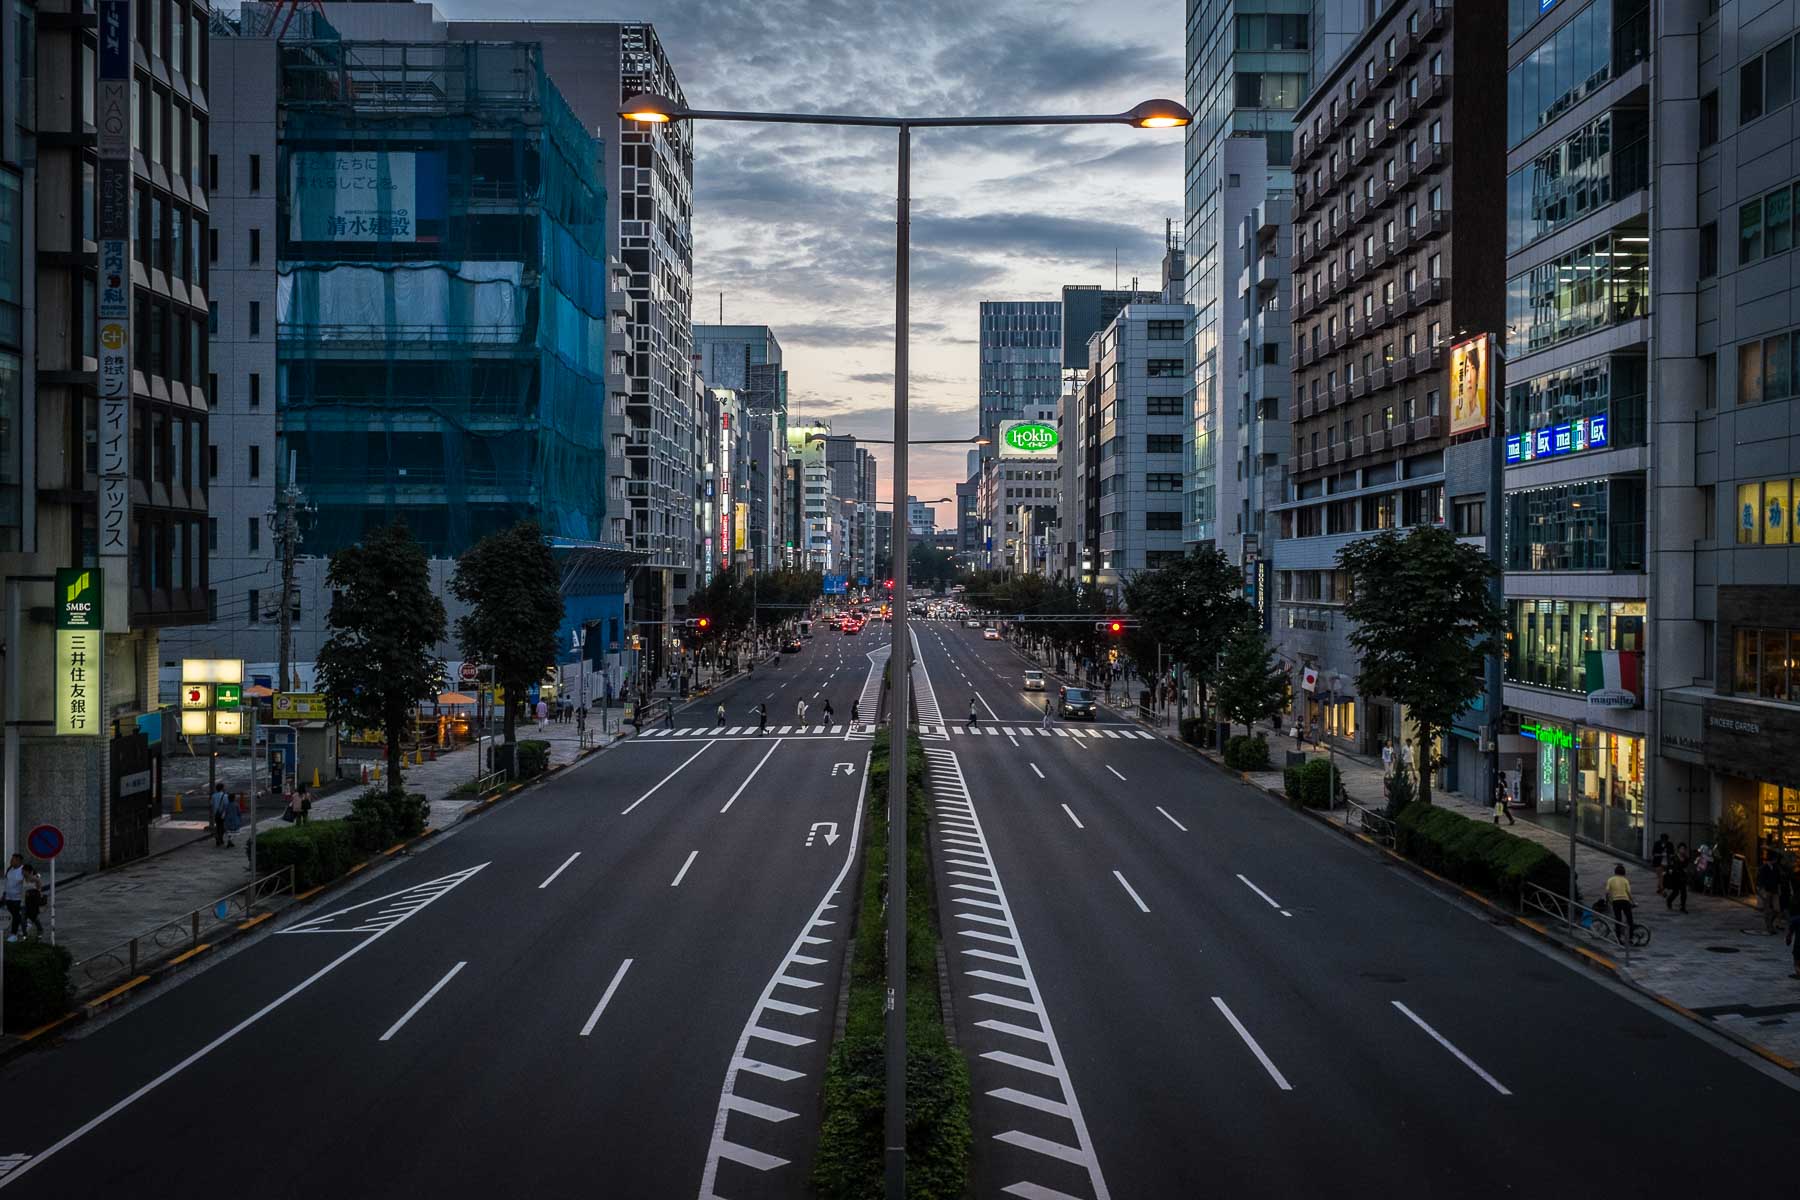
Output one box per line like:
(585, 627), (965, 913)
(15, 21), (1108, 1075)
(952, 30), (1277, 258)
(1394, 801), (1571, 904)
(1223, 734), (1271, 771)
(4, 940), (72, 1031)
(813, 730), (971, 1200)
(254, 821), (361, 890)
(515, 739), (550, 778)
(345, 787), (429, 851)
(1283, 758), (1346, 808)
(1216, 624), (1290, 737)
(451, 521), (563, 759)
(959, 570), (1109, 665)
(1339, 526), (1504, 805)
(908, 540), (957, 588)
(315, 523), (448, 794)
(1121, 548), (1251, 714)
(1384, 765), (1418, 817)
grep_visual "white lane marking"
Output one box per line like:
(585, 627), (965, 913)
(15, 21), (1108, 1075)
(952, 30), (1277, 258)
(1213, 996), (1293, 1090)
(1001, 1183), (1087, 1200)
(698, 749), (870, 1197)
(1060, 804), (1084, 829)
(1030, 764), (1046, 780)
(579, 958), (635, 1037)
(1236, 873), (1292, 916)
(671, 850), (699, 887)
(1155, 806), (1188, 832)
(378, 961), (467, 1042)
(721, 738), (784, 813)
(0, 863), (489, 1187)
(1112, 870), (1150, 913)
(621, 742), (715, 814)
(280, 867), (482, 936)
(1392, 1001), (1513, 1095)
(1105, 765), (1127, 782)
(538, 852), (581, 890)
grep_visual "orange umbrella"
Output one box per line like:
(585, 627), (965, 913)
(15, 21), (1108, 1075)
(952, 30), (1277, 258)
(437, 691), (476, 705)
(245, 685), (274, 698)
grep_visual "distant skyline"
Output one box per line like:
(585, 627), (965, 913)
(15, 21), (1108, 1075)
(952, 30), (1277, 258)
(437, 0), (1186, 525)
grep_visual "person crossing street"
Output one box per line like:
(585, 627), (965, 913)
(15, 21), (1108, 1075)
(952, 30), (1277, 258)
(716, 702), (727, 727)
(966, 698), (979, 730)
(754, 703), (768, 736)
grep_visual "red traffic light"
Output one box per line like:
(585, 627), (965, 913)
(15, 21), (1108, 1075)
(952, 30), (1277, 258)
(884, 579), (894, 589)
(697, 617), (710, 629)
(1109, 621), (1124, 634)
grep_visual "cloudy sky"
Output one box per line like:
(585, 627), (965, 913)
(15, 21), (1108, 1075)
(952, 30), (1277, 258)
(444, 0), (1187, 525)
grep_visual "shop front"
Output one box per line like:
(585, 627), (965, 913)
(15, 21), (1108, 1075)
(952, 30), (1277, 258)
(1680, 694), (1800, 861)
(1499, 711), (1645, 857)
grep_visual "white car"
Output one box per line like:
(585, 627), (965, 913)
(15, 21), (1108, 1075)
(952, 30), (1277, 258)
(983, 627), (1000, 640)
(1023, 670), (1045, 691)
(965, 618), (981, 628)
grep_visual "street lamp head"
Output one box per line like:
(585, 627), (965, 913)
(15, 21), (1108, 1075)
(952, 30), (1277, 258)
(972, 437), (992, 446)
(1125, 99), (1192, 129)
(621, 92), (685, 123)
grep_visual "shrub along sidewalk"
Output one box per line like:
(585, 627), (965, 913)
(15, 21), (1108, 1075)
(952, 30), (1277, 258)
(812, 730), (970, 1200)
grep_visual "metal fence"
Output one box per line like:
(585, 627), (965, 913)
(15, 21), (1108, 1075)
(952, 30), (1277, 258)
(1519, 879), (1650, 964)
(1342, 796), (1398, 848)
(74, 866), (297, 995)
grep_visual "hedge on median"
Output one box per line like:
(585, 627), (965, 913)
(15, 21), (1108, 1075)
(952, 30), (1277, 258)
(4, 940), (72, 1032)
(813, 730), (971, 1200)
(1283, 757), (1345, 808)
(1393, 801), (1571, 905)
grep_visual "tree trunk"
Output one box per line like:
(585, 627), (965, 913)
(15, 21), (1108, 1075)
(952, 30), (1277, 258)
(385, 712), (406, 797)
(1415, 725), (1433, 806)
(503, 680), (518, 748)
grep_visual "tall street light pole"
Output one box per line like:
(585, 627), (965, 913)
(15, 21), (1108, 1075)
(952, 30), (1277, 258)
(623, 93), (1189, 1197)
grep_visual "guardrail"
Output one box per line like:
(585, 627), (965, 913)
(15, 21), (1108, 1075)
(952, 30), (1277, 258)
(1342, 796), (1397, 847)
(74, 866), (297, 994)
(1520, 880), (1650, 963)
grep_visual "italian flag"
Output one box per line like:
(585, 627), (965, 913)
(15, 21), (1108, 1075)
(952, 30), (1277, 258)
(1584, 650), (1641, 700)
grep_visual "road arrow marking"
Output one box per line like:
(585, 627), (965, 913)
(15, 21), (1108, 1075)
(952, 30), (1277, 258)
(807, 821), (840, 847)
(832, 762), (856, 776)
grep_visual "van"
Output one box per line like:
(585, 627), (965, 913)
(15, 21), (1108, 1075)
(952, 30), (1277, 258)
(799, 620), (813, 638)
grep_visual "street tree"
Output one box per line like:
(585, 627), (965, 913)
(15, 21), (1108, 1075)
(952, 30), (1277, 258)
(1338, 524), (1504, 806)
(315, 523), (447, 797)
(1215, 623), (1290, 738)
(1121, 548), (1250, 718)
(450, 520), (563, 772)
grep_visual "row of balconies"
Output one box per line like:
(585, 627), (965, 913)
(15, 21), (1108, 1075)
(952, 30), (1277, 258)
(1293, 3), (1451, 175)
(1295, 144), (1450, 268)
(1294, 344), (1445, 415)
(1294, 76), (1454, 222)
(1294, 214), (1451, 322)
(1289, 411), (1446, 474)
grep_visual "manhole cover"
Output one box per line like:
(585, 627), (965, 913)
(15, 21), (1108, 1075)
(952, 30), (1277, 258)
(1704, 946), (1740, 954)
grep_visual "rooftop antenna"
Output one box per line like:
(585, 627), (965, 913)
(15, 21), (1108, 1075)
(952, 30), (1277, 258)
(718, 292), (723, 323)
(1114, 248), (1119, 289)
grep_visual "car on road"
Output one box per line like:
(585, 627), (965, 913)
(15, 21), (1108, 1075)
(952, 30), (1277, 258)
(965, 618), (981, 628)
(783, 638), (803, 653)
(982, 627), (1000, 640)
(1058, 687), (1097, 720)
(842, 621), (861, 635)
(1023, 670), (1045, 691)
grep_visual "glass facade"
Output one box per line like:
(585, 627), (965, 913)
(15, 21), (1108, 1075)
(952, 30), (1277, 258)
(1506, 110), (1649, 253)
(1506, 0), (1649, 147)
(1734, 327), (1800, 406)
(1732, 627), (1800, 701)
(1732, 476), (1800, 543)
(1505, 229), (1650, 356)
(1504, 477), (1646, 572)
(1759, 783), (1800, 856)
(1504, 353), (1646, 463)
(1507, 598), (1645, 692)
(1513, 718), (1645, 857)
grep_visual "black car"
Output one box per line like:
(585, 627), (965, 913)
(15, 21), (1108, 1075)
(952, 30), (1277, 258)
(1059, 687), (1097, 720)
(783, 638), (804, 653)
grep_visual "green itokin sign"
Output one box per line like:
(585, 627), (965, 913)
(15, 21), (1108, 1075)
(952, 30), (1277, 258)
(1001, 421), (1060, 456)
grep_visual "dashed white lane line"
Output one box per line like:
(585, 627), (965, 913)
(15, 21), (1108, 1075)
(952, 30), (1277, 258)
(1104, 765), (1126, 782)
(1213, 996), (1292, 1091)
(1060, 803), (1084, 829)
(1392, 1002), (1513, 1095)
(378, 961), (466, 1042)
(1236, 873), (1293, 917)
(721, 738), (784, 813)
(621, 741), (715, 814)
(1030, 763), (1045, 780)
(1155, 806), (1188, 832)
(537, 852), (581, 890)
(579, 958), (635, 1037)
(1111, 870), (1150, 913)
(671, 850), (699, 887)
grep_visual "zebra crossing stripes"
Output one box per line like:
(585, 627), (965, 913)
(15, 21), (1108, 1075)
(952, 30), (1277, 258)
(908, 627), (948, 740)
(278, 864), (490, 936)
(940, 725), (1156, 740)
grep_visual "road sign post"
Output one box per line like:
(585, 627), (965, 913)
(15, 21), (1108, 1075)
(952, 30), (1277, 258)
(27, 824), (63, 947)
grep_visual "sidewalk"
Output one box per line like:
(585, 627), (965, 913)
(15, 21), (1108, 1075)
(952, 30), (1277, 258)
(44, 716), (617, 998)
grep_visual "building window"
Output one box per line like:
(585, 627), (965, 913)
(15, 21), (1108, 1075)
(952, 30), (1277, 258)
(249, 153), (262, 192)
(249, 444), (260, 480)
(1453, 497), (1486, 537)
(1507, 2), (1618, 146)
(1147, 395), (1182, 416)
(249, 373), (261, 408)
(1734, 628), (1800, 700)
(1507, 599), (1646, 693)
(1734, 477), (1800, 543)
(247, 587), (259, 623)
(1504, 478), (1646, 572)
(208, 516), (218, 552)
(248, 516), (260, 552)
(248, 301), (260, 338)
(1700, 91), (1719, 146)
(249, 227), (260, 264)
(1146, 473), (1183, 492)
(1700, 222), (1718, 277)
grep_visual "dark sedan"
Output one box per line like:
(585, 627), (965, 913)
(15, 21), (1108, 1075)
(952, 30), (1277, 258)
(1059, 687), (1097, 720)
(783, 638), (804, 653)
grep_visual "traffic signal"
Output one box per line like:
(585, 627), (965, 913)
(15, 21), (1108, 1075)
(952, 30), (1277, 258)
(884, 579), (894, 590)
(1095, 620), (1127, 635)
(696, 616), (711, 631)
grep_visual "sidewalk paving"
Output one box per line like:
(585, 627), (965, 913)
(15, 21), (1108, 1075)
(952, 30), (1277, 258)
(42, 715), (619, 997)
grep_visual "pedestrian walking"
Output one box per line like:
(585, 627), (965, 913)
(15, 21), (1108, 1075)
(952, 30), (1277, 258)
(210, 781), (232, 848)
(1651, 833), (1674, 895)
(536, 698), (549, 731)
(298, 786), (312, 825)
(1604, 864), (1634, 943)
(285, 790), (304, 823)
(1787, 888), (1800, 980)
(3, 854), (23, 941)
(717, 702), (727, 727)
(1381, 742), (1394, 776)
(850, 701), (860, 731)
(755, 703), (768, 736)
(1491, 774), (1515, 826)
(1041, 697), (1054, 729)
(822, 699), (834, 724)
(665, 701), (675, 730)
(1665, 844), (1690, 913)
(796, 698), (808, 724)
(967, 699), (979, 730)
(21, 862), (44, 939)
(1760, 848), (1784, 935)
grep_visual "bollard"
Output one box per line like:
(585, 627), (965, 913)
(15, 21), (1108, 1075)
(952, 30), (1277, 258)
(312, 767), (321, 788)
(172, 791), (184, 814)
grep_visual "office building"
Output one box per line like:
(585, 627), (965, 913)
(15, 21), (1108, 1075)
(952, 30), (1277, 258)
(907, 496), (937, 538)
(1231, 173), (1294, 628)
(1276, 0), (1506, 780)
(978, 400), (1058, 572)
(695, 324), (788, 572)
(978, 300), (1062, 458)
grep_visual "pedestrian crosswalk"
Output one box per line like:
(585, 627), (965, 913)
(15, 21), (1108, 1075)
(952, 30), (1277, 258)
(640, 725), (843, 738)
(922, 724), (1159, 740)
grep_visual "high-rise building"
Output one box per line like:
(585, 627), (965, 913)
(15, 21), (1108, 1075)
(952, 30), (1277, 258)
(2, 0), (214, 870)
(448, 17), (696, 666)
(1277, 1), (1507, 782)
(1060, 284), (1160, 370)
(978, 300), (1062, 457)
(1230, 165), (1294, 630)
(695, 324), (788, 572)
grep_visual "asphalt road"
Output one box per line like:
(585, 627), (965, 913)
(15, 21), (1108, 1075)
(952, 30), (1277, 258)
(0, 623), (893, 1200)
(908, 618), (1797, 1198)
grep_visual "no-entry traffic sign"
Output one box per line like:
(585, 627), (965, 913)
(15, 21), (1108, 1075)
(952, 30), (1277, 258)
(26, 824), (64, 860)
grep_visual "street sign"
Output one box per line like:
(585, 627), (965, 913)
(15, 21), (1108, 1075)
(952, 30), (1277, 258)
(26, 825), (64, 860)
(272, 692), (328, 721)
(54, 568), (104, 737)
(459, 662), (481, 684)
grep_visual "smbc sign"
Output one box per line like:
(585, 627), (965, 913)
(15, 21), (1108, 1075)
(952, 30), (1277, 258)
(999, 420), (1059, 459)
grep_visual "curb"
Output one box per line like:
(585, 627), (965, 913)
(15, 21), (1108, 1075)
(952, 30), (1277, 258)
(6, 734), (622, 1067)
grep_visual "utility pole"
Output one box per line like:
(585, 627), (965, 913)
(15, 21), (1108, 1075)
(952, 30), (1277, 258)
(271, 451), (309, 694)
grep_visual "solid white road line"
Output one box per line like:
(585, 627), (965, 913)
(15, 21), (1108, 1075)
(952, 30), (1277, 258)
(379, 961), (467, 1042)
(1236, 873), (1292, 916)
(537, 852), (581, 890)
(1392, 1001), (1513, 1095)
(1213, 996), (1293, 1091)
(579, 958), (635, 1037)
(1105, 765), (1126, 781)
(1156, 806), (1188, 832)
(1060, 804), (1084, 829)
(0, 862), (491, 1188)
(1112, 870), (1149, 913)
(1029, 763), (1045, 780)
(721, 738), (784, 813)
(671, 850), (699, 887)
(621, 741), (715, 814)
